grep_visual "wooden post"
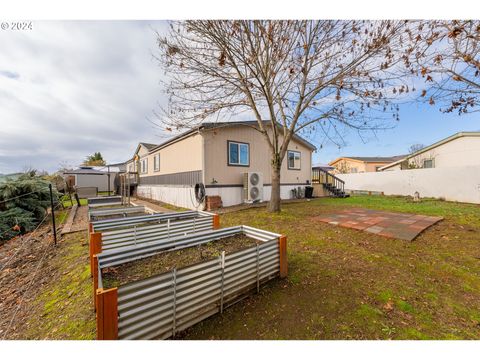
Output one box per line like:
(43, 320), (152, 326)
(48, 183), (57, 246)
(279, 235), (288, 278)
(75, 192), (81, 207)
(90, 232), (102, 277)
(212, 214), (220, 229)
(96, 288), (118, 340)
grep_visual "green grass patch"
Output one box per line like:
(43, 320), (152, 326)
(61, 198), (88, 207)
(357, 304), (384, 319)
(396, 299), (414, 313)
(54, 210), (68, 225)
(24, 232), (95, 339)
(399, 328), (431, 340)
(377, 289), (393, 303)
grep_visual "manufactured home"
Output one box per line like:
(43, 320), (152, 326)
(329, 156), (405, 174)
(124, 121), (316, 209)
(380, 132), (480, 171)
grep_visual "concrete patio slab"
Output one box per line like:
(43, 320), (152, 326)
(314, 208), (443, 241)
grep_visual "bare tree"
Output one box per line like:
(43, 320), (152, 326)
(408, 143), (425, 154)
(407, 143), (425, 168)
(334, 161), (352, 174)
(155, 20), (417, 212)
(413, 20), (480, 114)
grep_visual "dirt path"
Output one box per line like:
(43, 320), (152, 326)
(70, 205), (88, 233)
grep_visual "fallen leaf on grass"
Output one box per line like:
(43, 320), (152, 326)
(383, 301), (394, 312)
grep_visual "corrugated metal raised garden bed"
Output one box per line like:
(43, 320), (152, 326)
(87, 195), (123, 208)
(93, 225), (287, 340)
(88, 210), (220, 274)
(88, 205), (148, 221)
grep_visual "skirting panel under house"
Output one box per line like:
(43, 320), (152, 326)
(137, 184), (308, 209)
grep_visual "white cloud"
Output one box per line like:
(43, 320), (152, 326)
(0, 20), (168, 173)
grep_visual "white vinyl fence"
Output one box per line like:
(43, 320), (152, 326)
(338, 165), (480, 204)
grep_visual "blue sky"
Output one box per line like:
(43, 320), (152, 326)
(313, 103), (480, 165)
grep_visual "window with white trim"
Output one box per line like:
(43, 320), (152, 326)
(140, 158), (148, 174)
(287, 150), (301, 170)
(153, 154), (160, 172)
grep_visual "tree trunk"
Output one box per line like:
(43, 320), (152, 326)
(268, 163), (282, 212)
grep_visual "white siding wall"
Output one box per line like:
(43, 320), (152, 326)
(137, 185), (202, 210)
(338, 165), (480, 204)
(206, 184), (306, 207)
(138, 184), (308, 209)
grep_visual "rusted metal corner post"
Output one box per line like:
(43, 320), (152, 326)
(96, 288), (118, 340)
(212, 214), (220, 229)
(279, 235), (288, 278)
(90, 232), (102, 277)
(93, 254), (99, 309)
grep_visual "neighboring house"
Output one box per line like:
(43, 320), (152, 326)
(129, 121), (316, 209)
(63, 166), (119, 192)
(329, 156), (405, 174)
(380, 132), (480, 171)
(128, 142), (157, 173)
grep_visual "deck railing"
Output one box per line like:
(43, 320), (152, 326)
(312, 168), (345, 194)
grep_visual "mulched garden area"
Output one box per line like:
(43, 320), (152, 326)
(102, 234), (260, 288)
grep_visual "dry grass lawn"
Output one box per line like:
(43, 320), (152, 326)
(7, 195), (480, 340)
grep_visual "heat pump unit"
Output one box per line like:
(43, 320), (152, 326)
(243, 172), (263, 203)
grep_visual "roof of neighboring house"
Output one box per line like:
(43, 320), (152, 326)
(64, 166), (120, 175)
(329, 155), (405, 166)
(132, 142), (160, 158)
(312, 163), (335, 171)
(379, 131), (480, 171)
(148, 120), (317, 152)
(106, 161), (126, 167)
(139, 142), (158, 151)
